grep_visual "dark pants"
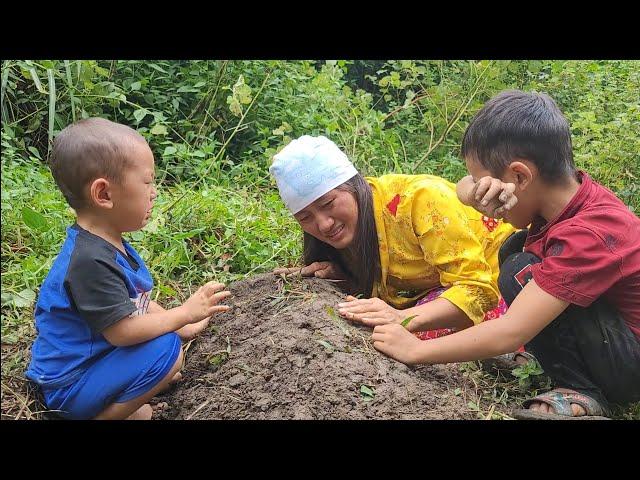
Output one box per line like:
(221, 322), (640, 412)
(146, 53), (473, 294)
(498, 231), (640, 412)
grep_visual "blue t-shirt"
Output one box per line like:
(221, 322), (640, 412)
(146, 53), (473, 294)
(25, 224), (153, 390)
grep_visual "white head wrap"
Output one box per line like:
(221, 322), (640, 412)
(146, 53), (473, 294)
(269, 135), (358, 214)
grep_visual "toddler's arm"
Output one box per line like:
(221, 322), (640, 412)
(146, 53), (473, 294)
(103, 282), (230, 346)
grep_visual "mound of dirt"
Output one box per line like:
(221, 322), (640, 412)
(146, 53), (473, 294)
(157, 273), (476, 420)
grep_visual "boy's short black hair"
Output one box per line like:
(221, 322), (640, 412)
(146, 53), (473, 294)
(49, 117), (146, 210)
(461, 90), (576, 182)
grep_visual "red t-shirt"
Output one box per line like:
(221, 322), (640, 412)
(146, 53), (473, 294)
(524, 171), (640, 341)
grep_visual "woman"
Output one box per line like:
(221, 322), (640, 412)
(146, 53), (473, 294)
(270, 135), (517, 339)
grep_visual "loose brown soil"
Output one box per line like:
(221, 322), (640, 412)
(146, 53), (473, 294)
(157, 273), (476, 420)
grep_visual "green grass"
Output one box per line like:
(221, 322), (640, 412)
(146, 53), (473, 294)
(459, 362), (640, 420)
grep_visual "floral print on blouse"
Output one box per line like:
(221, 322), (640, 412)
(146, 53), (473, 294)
(367, 174), (517, 325)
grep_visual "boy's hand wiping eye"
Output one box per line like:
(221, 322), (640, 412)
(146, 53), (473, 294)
(471, 176), (517, 218)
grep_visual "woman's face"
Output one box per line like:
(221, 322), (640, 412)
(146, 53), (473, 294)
(294, 187), (359, 249)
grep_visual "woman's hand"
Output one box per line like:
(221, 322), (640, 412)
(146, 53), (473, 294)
(371, 323), (423, 365)
(337, 296), (403, 326)
(273, 261), (347, 280)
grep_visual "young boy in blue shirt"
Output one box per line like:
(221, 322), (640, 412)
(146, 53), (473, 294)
(26, 117), (231, 420)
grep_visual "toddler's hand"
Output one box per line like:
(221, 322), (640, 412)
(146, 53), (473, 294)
(182, 282), (231, 324)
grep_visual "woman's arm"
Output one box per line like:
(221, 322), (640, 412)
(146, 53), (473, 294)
(398, 297), (473, 331)
(337, 295), (473, 331)
(372, 279), (569, 365)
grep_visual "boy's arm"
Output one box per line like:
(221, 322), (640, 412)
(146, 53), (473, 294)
(456, 175), (517, 218)
(372, 279), (569, 365)
(456, 175), (477, 206)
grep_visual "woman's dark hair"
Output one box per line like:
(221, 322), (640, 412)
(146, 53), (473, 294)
(302, 173), (380, 297)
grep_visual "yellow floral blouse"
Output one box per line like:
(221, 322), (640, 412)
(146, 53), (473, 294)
(367, 174), (517, 325)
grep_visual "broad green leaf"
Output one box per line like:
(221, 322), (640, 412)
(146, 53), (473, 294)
(156, 283), (178, 297)
(1, 291), (14, 306)
(133, 108), (148, 123)
(150, 124), (168, 135)
(22, 206), (49, 231)
(130, 81), (142, 91)
(163, 146), (177, 156)
(13, 288), (36, 308)
(28, 146), (41, 159)
(93, 65), (110, 77)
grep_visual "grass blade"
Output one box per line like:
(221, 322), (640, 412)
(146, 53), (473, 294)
(1, 61), (10, 123)
(401, 315), (417, 328)
(47, 68), (56, 153)
(63, 60), (76, 122)
(28, 67), (46, 94)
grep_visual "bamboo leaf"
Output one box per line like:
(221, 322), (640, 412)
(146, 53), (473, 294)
(28, 67), (46, 94)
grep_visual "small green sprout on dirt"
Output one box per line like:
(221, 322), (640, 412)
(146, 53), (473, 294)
(325, 305), (352, 338)
(316, 339), (335, 354)
(360, 385), (376, 402)
(205, 336), (232, 368)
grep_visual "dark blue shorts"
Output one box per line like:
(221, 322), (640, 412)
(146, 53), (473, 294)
(43, 332), (181, 419)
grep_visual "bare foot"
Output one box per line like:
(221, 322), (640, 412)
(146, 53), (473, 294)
(126, 403), (153, 420)
(527, 388), (587, 416)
